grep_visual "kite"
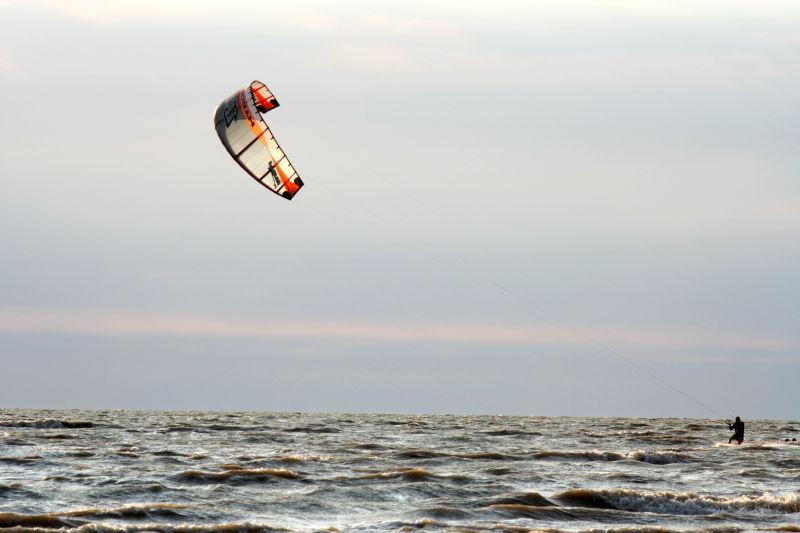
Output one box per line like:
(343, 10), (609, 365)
(214, 80), (304, 200)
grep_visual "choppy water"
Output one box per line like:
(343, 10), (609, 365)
(1, 409), (798, 532)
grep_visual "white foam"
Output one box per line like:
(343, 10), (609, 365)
(589, 489), (800, 515)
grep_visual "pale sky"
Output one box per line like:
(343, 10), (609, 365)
(1, 0), (798, 418)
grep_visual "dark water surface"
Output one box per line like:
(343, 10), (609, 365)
(1, 409), (798, 532)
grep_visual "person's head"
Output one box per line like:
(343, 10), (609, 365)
(735, 416), (741, 422)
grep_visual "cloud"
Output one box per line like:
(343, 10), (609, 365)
(0, 307), (575, 344)
(0, 307), (794, 358)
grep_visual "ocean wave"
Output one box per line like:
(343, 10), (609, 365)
(396, 449), (449, 459)
(233, 456), (267, 463)
(357, 467), (438, 481)
(275, 453), (330, 463)
(0, 419), (93, 429)
(283, 426), (339, 434)
(396, 448), (525, 461)
(2, 437), (34, 446)
(713, 440), (786, 451)
(482, 429), (540, 436)
(741, 443), (779, 452)
(482, 467), (516, 476)
(352, 442), (384, 450)
(162, 424), (201, 433)
(735, 468), (781, 479)
(458, 451), (525, 461)
(205, 424), (259, 431)
(372, 518), (449, 531)
(357, 522), (742, 533)
(484, 491), (555, 507)
(41, 433), (77, 440)
(116, 451), (140, 458)
(68, 450), (96, 458)
(58, 503), (191, 519)
(568, 526), (744, 533)
(0, 483), (41, 499)
(343, 467), (468, 483)
(409, 505), (472, 519)
(533, 450), (627, 462)
(625, 450), (696, 464)
(0, 482), (24, 493)
(770, 458), (800, 469)
(486, 503), (568, 519)
(175, 466), (301, 484)
(483, 503), (630, 523)
(151, 450), (184, 457)
(625, 434), (703, 445)
(379, 419), (423, 426)
(531, 449), (693, 464)
(598, 472), (653, 484)
(555, 488), (800, 515)
(0, 514), (285, 532)
(0, 513), (80, 529)
(0, 455), (43, 465)
(623, 421), (652, 428)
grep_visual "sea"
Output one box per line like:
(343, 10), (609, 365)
(1, 409), (798, 532)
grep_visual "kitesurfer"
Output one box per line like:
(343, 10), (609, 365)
(728, 416), (744, 444)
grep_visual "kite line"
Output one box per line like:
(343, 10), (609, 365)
(294, 164), (725, 419)
(306, 176), (726, 419)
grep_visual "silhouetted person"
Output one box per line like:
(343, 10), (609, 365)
(728, 416), (744, 444)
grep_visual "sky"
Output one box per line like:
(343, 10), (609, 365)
(1, 0), (798, 418)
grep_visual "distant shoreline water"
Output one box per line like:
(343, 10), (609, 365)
(1, 409), (798, 532)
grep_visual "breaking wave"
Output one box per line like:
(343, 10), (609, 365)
(3, 409), (795, 532)
(59, 503), (192, 519)
(555, 488), (800, 515)
(532, 449), (694, 464)
(355, 467), (438, 481)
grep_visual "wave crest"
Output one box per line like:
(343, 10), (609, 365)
(0, 419), (93, 429)
(176, 466), (301, 484)
(555, 488), (800, 515)
(532, 449), (693, 464)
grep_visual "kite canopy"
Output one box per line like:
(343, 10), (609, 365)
(214, 80), (303, 200)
